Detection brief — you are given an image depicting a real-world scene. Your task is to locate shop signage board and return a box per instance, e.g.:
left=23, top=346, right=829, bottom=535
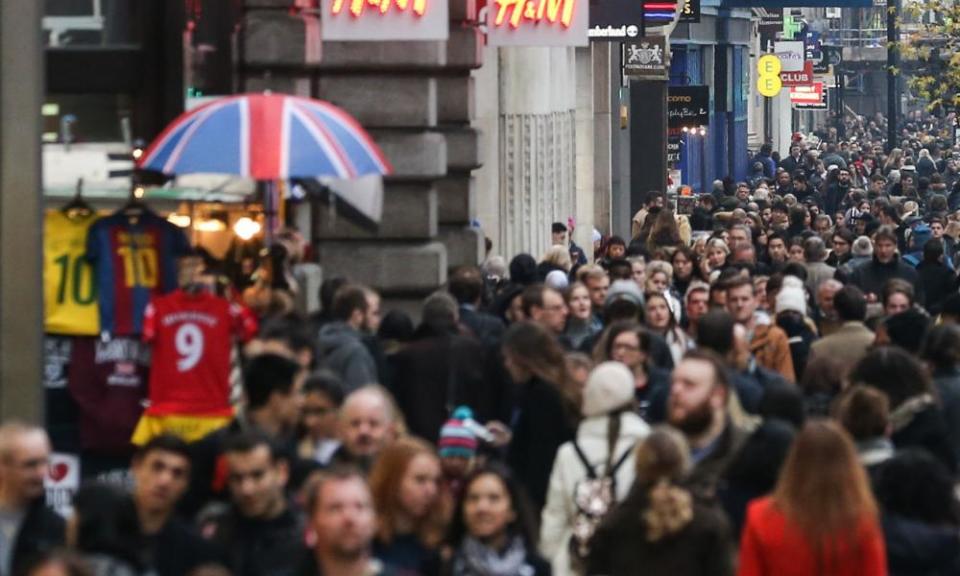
left=487, top=0, right=589, bottom=45
left=758, top=9, right=783, bottom=49
left=774, top=40, right=805, bottom=72
left=721, top=0, right=871, bottom=7
left=780, top=61, right=814, bottom=87
left=623, top=37, right=668, bottom=78
left=679, top=0, right=700, bottom=22
left=667, top=137, right=682, bottom=162
left=804, top=31, right=822, bottom=61
left=757, top=54, right=782, bottom=97
left=321, top=0, right=449, bottom=41
left=668, top=85, right=710, bottom=129
left=589, top=0, right=644, bottom=40
left=791, top=82, right=827, bottom=109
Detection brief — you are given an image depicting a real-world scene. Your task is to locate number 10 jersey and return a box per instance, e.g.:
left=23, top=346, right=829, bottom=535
left=142, top=290, right=258, bottom=417
left=44, top=210, right=100, bottom=335
left=86, top=210, right=191, bottom=336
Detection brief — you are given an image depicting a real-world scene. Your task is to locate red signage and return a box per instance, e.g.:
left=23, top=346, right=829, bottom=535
left=494, top=0, right=578, bottom=28
left=780, top=61, right=813, bottom=87
left=331, top=0, right=427, bottom=17
left=790, top=81, right=826, bottom=109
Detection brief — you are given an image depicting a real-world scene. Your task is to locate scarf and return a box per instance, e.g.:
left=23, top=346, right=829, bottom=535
left=454, top=536, right=529, bottom=576
left=890, top=393, right=936, bottom=433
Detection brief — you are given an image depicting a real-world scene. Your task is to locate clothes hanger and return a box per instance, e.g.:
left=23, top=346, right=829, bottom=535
left=61, top=178, right=94, bottom=220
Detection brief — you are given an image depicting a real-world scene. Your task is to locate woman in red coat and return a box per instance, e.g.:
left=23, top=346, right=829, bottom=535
left=738, top=420, right=886, bottom=576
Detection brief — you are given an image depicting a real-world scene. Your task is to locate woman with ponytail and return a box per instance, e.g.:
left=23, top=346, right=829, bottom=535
left=587, top=427, right=735, bottom=576
left=540, top=362, right=651, bottom=576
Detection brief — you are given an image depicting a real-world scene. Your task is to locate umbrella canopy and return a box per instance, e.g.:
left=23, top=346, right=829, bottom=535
left=137, top=93, right=392, bottom=181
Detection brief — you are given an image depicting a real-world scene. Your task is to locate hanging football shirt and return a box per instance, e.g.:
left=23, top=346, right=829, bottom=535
left=132, top=290, right=258, bottom=444
left=44, top=210, right=100, bottom=335
left=85, top=209, right=191, bottom=336
left=68, top=337, right=150, bottom=457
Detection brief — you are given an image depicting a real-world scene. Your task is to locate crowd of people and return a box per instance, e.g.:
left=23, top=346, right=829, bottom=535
left=6, top=115, right=960, bottom=576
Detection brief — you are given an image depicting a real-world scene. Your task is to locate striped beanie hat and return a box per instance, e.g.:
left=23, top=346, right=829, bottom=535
left=438, top=406, right=478, bottom=459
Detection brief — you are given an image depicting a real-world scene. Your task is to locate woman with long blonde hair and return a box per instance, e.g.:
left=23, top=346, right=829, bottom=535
left=369, top=436, right=449, bottom=575
left=587, top=427, right=734, bottom=576
left=738, top=420, right=885, bottom=576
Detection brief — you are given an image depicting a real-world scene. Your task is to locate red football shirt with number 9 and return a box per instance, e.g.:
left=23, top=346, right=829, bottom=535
left=142, top=290, right=258, bottom=417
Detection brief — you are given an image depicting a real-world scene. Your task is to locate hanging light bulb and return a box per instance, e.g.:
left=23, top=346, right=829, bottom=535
left=167, top=213, right=191, bottom=228
left=233, top=216, right=262, bottom=241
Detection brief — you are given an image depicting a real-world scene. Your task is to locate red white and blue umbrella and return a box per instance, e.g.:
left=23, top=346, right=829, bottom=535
left=138, top=93, right=392, bottom=180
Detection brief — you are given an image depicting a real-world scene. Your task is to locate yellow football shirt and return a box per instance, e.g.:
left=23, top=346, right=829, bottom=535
left=44, top=210, right=100, bottom=335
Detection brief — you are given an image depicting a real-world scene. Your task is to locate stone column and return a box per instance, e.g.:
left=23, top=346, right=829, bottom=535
left=0, top=0, right=43, bottom=421
left=498, top=46, right=578, bottom=259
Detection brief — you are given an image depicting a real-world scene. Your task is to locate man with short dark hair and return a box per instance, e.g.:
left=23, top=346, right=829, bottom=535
left=849, top=226, right=921, bottom=303
left=765, top=232, right=788, bottom=270
left=522, top=285, right=568, bottom=337
left=318, top=285, right=380, bottom=391
left=186, top=354, right=310, bottom=515
left=809, top=285, right=873, bottom=374
left=299, top=468, right=392, bottom=575
left=133, top=435, right=223, bottom=576
left=200, top=432, right=304, bottom=576
left=448, top=266, right=504, bottom=347
left=0, top=424, right=63, bottom=576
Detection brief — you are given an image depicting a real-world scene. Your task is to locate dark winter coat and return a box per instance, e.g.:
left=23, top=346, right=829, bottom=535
left=588, top=483, right=734, bottom=576
left=390, top=328, right=506, bottom=444
left=317, top=322, right=378, bottom=392
left=933, top=367, right=960, bottom=469
left=882, top=513, right=960, bottom=576
left=507, top=376, right=576, bottom=514
left=11, top=498, right=65, bottom=576
left=916, top=261, right=956, bottom=315
left=891, top=397, right=956, bottom=474
left=200, top=505, right=305, bottom=576
left=849, top=254, right=922, bottom=301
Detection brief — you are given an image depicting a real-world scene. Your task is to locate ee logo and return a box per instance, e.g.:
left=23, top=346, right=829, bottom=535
left=757, top=54, right=782, bottom=98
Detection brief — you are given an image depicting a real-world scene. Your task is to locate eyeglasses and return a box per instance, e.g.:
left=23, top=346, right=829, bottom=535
left=612, top=342, right=641, bottom=352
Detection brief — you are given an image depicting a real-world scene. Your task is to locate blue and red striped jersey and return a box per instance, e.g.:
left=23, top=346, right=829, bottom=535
left=86, top=210, right=191, bottom=336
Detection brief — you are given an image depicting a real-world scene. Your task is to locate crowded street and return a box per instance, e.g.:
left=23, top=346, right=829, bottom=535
left=0, top=0, right=958, bottom=575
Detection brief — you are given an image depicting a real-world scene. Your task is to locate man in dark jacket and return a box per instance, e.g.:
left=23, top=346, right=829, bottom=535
left=201, top=432, right=305, bottom=576
left=390, top=293, right=510, bottom=443
left=849, top=226, right=922, bottom=303
left=915, top=239, right=957, bottom=315
left=0, top=424, right=64, bottom=576
left=750, top=143, right=776, bottom=179
left=185, top=354, right=311, bottom=517
left=824, top=168, right=851, bottom=217
left=317, top=285, right=380, bottom=391
left=778, top=143, right=803, bottom=176
left=132, top=435, right=224, bottom=576
left=448, top=266, right=504, bottom=347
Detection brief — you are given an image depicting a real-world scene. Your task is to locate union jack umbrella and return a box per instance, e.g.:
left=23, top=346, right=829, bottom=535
left=137, top=93, right=391, bottom=229
left=138, top=93, right=391, bottom=180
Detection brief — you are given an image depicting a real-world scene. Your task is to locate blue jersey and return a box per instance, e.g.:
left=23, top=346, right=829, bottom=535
left=85, top=210, right=191, bottom=336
